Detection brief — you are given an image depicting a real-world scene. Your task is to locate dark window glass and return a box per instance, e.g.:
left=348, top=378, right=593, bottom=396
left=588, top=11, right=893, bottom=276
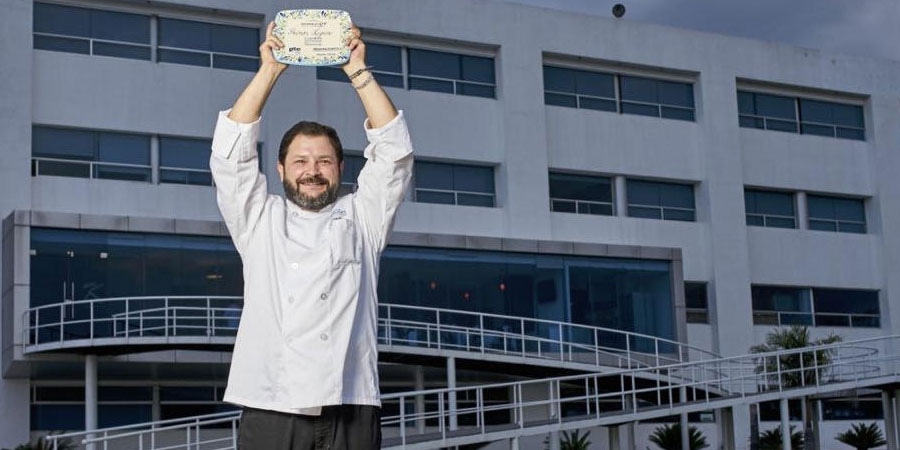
left=31, top=404, right=85, bottom=431
left=813, top=288, right=879, bottom=327
left=414, top=162, right=494, bottom=206
left=367, top=43, right=402, bottom=73
left=213, top=54, right=258, bottom=71
left=409, top=49, right=460, bottom=80
left=34, top=3, right=91, bottom=37
left=159, top=18, right=211, bottom=52
left=543, top=66, right=576, bottom=93
left=684, top=282, right=708, bottom=324
left=99, top=404, right=152, bottom=428
left=744, top=189, right=795, bottom=228
left=97, top=132, right=150, bottom=165
left=807, top=195, right=866, bottom=234
left=620, top=76, right=657, bottom=103
left=737, top=91, right=755, bottom=115
left=751, top=285, right=812, bottom=325
left=657, top=80, right=694, bottom=107
left=160, top=386, right=216, bottom=402
left=458, top=83, right=495, bottom=98
left=461, top=55, right=494, bottom=83
left=98, top=386, right=153, bottom=402
left=548, top=172, right=613, bottom=204
left=580, top=97, right=617, bottom=112
left=754, top=93, right=796, bottom=120
left=759, top=400, right=803, bottom=421
left=34, top=35, right=91, bottom=53
left=90, top=10, right=150, bottom=44
left=33, top=126, right=95, bottom=160
left=158, top=48, right=210, bottom=67
left=409, top=77, right=454, bottom=94
left=823, top=398, right=883, bottom=421
left=92, top=42, right=151, bottom=60
left=545, top=93, right=577, bottom=108
left=626, top=179, right=695, bottom=222
left=34, top=386, right=84, bottom=402
left=800, top=99, right=865, bottom=140
left=340, top=154, right=366, bottom=195
left=160, top=137, right=212, bottom=169
left=575, top=70, right=615, bottom=98
left=621, top=102, right=659, bottom=117
left=210, top=23, right=258, bottom=56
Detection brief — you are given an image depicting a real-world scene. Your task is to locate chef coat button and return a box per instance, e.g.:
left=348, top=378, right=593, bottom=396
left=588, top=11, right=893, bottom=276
left=320, top=333, right=328, bottom=341
left=320, top=293, right=328, bottom=300
left=288, top=296, right=294, bottom=304
left=291, top=262, right=299, bottom=269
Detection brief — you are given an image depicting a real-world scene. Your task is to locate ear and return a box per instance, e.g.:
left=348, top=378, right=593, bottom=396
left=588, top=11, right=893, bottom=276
left=277, top=162, right=284, bottom=183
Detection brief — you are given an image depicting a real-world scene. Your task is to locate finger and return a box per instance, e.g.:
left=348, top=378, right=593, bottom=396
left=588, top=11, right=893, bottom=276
left=271, top=36, right=284, bottom=48
left=352, top=25, right=361, bottom=39
left=266, top=21, right=275, bottom=40
left=347, top=38, right=360, bottom=51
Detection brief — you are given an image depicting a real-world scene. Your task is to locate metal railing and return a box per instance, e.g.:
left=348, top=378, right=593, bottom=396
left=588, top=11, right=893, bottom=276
left=752, top=310, right=881, bottom=328
left=47, top=335, right=900, bottom=450
left=23, top=296, right=718, bottom=367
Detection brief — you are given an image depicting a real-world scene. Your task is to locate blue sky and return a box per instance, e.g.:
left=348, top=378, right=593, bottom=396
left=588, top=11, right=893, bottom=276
left=494, top=0, right=900, bottom=62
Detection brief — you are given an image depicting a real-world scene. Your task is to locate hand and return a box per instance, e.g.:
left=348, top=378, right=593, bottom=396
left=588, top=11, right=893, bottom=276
left=260, top=21, right=288, bottom=75
left=342, top=25, right=367, bottom=75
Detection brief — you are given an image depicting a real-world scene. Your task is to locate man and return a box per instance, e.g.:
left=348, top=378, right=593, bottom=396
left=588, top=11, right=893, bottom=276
left=209, top=20, right=413, bottom=450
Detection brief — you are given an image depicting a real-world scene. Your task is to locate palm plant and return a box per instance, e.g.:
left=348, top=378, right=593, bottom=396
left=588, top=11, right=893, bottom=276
left=560, top=429, right=591, bottom=450
left=750, top=326, right=842, bottom=389
left=836, top=422, right=886, bottom=450
left=757, top=426, right=804, bottom=450
left=14, top=434, right=76, bottom=450
left=647, top=423, right=709, bottom=450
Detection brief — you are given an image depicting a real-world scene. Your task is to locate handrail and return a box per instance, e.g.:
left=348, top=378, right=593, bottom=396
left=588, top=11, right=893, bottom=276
left=47, top=335, right=900, bottom=450
left=23, top=296, right=719, bottom=368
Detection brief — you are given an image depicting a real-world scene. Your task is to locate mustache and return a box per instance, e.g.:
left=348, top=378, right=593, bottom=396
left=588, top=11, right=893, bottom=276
left=297, top=175, right=329, bottom=186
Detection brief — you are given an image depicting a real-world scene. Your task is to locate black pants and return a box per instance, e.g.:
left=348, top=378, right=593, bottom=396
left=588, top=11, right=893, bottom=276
left=238, top=405, right=382, bottom=450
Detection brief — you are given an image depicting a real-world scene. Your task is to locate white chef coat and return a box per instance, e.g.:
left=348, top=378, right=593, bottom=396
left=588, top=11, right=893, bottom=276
left=209, top=109, right=413, bottom=415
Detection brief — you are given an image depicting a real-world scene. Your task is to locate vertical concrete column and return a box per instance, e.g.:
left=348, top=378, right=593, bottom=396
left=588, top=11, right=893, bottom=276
left=780, top=398, right=792, bottom=450
left=608, top=425, right=620, bottom=450
left=414, top=365, right=426, bottom=434
left=548, top=381, right=559, bottom=450
left=447, top=357, right=457, bottom=431
left=150, top=135, right=160, bottom=185
left=680, top=387, right=689, bottom=450
left=152, top=385, right=160, bottom=422
left=882, top=391, right=898, bottom=450
left=509, top=436, right=519, bottom=450
left=718, top=407, right=736, bottom=450
left=813, top=400, right=823, bottom=450
left=85, top=355, right=98, bottom=450
left=796, top=192, right=808, bottom=230
left=614, top=176, right=627, bottom=216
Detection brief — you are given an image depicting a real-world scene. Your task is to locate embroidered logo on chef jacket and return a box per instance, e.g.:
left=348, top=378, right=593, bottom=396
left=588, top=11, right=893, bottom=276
left=328, top=202, right=361, bottom=265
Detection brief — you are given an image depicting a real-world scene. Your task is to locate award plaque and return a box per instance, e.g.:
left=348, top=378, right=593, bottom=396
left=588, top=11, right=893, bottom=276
left=273, top=9, right=354, bottom=66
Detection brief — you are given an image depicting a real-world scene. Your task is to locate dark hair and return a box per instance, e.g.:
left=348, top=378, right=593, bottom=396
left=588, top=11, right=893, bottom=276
left=278, top=121, right=343, bottom=165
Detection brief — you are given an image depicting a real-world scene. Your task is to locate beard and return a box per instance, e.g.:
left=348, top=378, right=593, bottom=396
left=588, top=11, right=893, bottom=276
left=283, top=174, right=341, bottom=211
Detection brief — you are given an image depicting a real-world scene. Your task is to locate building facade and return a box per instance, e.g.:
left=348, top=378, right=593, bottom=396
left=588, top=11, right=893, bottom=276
left=1, top=0, right=900, bottom=448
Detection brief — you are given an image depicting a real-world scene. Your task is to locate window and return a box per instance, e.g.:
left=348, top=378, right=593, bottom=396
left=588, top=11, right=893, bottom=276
left=317, top=43, right=404, bottom=88
left=807, top=195, right=866, bottom=233
left=158, top=18, right=259, bottom=71
left=32, top=126, right=151, bottom=182
left=339, top=154, right=366, bottom=195
left=33, top=2, right=151, bottom=60
left=31, top=385, right=152, bottom=431
left=414, top=161, right=495, bottom=207
left=684, top=282, right=708, bottom=324
left=32, top=2, right=259, bottom=71
left=752, top=285, right=880, bottom=328
left=543, top=65, right=695, bottom=121
left=751, top=286, right=812, bottom=326
left=548, top=172, right=613, bottom=215
left=738, top=90, right=864, bottom=141
left=822, top=396, right=883, bottom=421
left=813, top=288, right=880, bottom=327
left=318, top=44, right=496, bottom=98
left=160, top=136, right=214, bottom=186
left=759, top=399, right=802, bottom=421
left=744, top=189, right=796, bottom=229
left=626, top=179, right=695, bottom=221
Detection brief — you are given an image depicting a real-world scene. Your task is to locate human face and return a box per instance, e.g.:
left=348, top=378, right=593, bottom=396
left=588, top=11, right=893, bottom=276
left=277, top=134, right=344, bottom=211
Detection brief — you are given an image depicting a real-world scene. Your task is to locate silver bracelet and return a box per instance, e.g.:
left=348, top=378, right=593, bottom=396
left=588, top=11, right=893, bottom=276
left=352, top=74, right=374, bottom=90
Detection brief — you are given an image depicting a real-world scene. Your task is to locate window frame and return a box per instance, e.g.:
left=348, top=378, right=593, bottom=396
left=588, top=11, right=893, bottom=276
left=413, top=161, right=497, bottom=207
left=542, top=63, right=697, bottom=122
left=547, top=171, right=615, bottom=216
left=737, top=89, right=865, bottom=141
left=806, top=194, right=867, bottom=234
left=625, top=178, right=697, bottom=222
left=751, top=285, right=880, bottom=328
left=744, top=188, right=797, bottom=229
left=31, top=125, right=153, bottom=182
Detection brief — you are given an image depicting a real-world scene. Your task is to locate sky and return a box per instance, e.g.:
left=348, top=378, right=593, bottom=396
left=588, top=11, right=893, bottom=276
left=496, top=0, right=900, bottom=63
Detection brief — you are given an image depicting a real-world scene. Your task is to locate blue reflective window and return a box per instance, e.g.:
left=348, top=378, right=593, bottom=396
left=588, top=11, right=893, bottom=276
left=543, top=66, right=615, bottom=111
left=31, top=404, right=85, bottom=431
left=684, top=282, right=708, bottom=323
left=626, top=179, right=695, bottom=222
left=813, top=288, right=879, bottom=327
left=620, top=75, right=694, bottom=121
left=99, top=405, right=152, bottom=428
left=409, top=49, right=495, bottom=98
left=414, top=162, right=495, bottom=207
left=339, top=154, right=366, bottom=195
left=744, top=189, right=796, bottom=229
left=32, top=126, right=151, bottom=182
left=807, top=195, right=866, bottom=234
left=548, top=172, right=613, bottom=216
left=751, top=285, right=812, bottom=326
left=33, top=2, right=150, bottom=59
left=799, top=99, right=865, bottom=140
left=823, top=397, right=883, bottom=420
left=159, top=18, right=258, bottom=71
left=738, top=90, right=864, bottom=140
left=317, top=43, right=404, bottom=88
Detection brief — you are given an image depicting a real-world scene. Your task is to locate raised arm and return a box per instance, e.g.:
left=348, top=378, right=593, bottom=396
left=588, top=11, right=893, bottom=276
left=210, top=22, right=286, bottom=254
left=341, top=25, right=398, bottom=128
left=342, top=26, right=413, bottom=251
